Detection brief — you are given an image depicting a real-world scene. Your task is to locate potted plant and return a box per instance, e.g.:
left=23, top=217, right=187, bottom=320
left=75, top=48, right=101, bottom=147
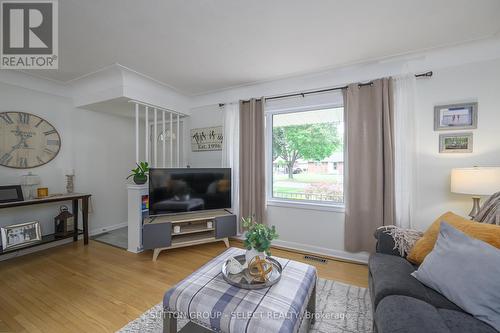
left=242, top=216, right=278, bottom=264
left=126, top=161, right=149, bottom=185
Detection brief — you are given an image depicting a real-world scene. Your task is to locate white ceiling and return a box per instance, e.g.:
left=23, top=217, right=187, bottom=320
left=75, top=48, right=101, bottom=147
left=25, top=0, right=500, bottom=95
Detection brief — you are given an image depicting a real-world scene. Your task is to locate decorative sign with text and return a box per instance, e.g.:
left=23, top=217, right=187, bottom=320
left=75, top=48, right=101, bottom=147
left=191, top=126, right=223, bottom=152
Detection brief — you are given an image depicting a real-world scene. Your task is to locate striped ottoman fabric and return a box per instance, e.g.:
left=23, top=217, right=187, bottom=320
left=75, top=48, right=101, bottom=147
left=163, top=247, right=317, bottom=333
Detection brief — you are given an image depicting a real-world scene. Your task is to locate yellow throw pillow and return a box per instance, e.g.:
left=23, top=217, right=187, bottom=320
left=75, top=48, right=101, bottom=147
left=407, top=211, right=500, bottom=265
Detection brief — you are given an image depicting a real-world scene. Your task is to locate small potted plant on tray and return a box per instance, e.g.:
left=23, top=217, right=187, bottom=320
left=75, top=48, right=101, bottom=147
left=126, top=161, right=149, bottom=185
left=242, top=216, right=278, bottom=264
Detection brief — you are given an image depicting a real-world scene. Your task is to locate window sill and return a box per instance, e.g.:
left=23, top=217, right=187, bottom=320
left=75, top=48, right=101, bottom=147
left=266, top=199, right=345, bottom=213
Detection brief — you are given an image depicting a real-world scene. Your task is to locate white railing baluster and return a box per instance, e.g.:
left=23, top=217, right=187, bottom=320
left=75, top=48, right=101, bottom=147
left=145, top=106, right=149, bottom=164
left=170, top=112, right=173, bottom=168
left=127, top=100, right=182, bottom=169
left=176, top=114, right=180, bottom=167
left=135, top=103, right=139, bottom=164
left=162, top=110, right=166, bottom=168
left=154, top=108, right=158, bottom=167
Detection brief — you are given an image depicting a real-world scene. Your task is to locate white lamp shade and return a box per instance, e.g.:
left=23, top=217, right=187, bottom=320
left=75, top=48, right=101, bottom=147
left=451, top=167, right=500, bottom=196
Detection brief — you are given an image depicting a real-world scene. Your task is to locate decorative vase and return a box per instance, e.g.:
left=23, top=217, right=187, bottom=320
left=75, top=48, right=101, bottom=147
left=245, top=248, right=266, bottom=265
left=66, top=174, right=75, bottom=194
left=133, top=175, right=147, bottom=185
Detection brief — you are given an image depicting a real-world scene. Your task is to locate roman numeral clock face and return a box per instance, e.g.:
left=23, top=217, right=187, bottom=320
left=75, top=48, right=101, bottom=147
left=0, top=112, right=61, bottom=168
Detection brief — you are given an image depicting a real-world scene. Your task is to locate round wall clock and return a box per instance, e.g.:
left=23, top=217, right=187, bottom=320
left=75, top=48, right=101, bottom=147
left=0, top=112, right=61, bottom=169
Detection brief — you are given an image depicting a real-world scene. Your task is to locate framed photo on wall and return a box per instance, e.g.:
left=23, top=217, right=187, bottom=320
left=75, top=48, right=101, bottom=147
left=439, top=132, right=473, bottom=153
left=434, top=102, right=477, bottom=131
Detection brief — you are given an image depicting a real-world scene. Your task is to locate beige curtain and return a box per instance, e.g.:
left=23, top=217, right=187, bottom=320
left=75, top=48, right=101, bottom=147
left=239, top=98, right=266, bottom=230
left=344, top=78, right=395, bottom=253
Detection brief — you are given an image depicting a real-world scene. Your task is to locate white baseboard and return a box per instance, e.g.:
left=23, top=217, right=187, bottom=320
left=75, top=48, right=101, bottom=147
left=271, top=239, right=369, bottom=264
left=89, top=222, right=128, bottom=236
left=233, top=235, right=368, bottom=264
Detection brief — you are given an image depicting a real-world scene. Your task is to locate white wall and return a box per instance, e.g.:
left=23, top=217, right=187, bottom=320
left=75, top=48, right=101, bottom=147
left=187, top=41, right=500, bottom=262
left=187, top=105, right=223, bottom=168
left=0, top=81, right=136, bottom=246
left=414, top=58, right=500, bottom=230
left=71, top=108, right=136, bottom=232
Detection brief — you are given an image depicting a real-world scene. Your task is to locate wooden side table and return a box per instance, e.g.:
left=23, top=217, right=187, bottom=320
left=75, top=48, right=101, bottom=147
left=0, top=193, right=91, bottom=255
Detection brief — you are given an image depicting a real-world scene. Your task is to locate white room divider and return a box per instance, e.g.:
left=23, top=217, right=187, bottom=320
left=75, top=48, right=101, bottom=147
left=130, top=100, right=183, bottom=168
left=127, top=100, right=184, bottom=253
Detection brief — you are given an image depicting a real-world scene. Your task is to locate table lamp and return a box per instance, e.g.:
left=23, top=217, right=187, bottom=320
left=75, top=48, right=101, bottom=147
left=451, top=167, right=500, bottom=218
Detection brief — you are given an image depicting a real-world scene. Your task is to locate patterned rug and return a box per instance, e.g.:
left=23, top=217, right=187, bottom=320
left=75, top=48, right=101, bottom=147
left=117, top=278, right=372, bottom=333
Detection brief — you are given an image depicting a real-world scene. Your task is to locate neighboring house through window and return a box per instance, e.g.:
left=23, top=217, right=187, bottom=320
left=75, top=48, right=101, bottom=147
left=267, top=105, right=345, bottom=208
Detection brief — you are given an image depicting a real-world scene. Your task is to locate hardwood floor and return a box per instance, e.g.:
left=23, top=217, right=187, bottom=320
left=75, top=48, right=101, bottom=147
left=0, top=240, right=368, bottom=333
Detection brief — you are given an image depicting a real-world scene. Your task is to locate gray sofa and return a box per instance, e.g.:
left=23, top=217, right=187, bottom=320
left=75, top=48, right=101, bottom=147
left=369, top=228, right=498, bottom=333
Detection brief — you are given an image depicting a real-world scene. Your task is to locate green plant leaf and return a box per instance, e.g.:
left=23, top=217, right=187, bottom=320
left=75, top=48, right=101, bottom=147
left=241, top=216, right=278, bottom=254
left=126, top=161, right=150, bottom=180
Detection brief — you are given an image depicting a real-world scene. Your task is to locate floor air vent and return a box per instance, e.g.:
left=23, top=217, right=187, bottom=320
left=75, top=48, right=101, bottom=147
left=304, top=255, right=328, bottom=264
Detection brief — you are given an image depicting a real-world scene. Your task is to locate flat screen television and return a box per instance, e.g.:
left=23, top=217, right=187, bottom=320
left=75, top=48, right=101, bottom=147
left=149, top=168, right=231, bottom=216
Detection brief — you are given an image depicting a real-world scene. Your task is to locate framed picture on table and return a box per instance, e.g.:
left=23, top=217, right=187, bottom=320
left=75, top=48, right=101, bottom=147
left=0, top=185, right=24, bottom=204
left=1, top=221, right=42, bottom=250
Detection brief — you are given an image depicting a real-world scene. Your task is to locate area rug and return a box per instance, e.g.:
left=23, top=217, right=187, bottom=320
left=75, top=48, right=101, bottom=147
left=117, top=278, right=372, bottom=333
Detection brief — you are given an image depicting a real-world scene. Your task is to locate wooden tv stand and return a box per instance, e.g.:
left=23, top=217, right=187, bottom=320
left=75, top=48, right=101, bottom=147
left=142, top=209, right=237, bottom=261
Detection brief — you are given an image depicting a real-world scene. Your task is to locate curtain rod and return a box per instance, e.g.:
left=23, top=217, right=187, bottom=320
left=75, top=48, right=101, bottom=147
left=265, top=71, right=432, bottom=102
left=219, top=71, right=432, bottom=106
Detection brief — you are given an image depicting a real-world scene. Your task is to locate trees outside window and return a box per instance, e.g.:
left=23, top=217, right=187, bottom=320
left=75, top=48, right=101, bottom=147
left=270, top=107, right=344, bottom=204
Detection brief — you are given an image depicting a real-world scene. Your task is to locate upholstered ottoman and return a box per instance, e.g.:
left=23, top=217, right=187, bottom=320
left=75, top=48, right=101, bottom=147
left=163, top=247, right=317, bottom=333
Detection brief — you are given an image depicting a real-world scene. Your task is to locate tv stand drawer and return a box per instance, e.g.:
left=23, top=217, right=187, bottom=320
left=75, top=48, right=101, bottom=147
left=215, top=215, right=237, bottom=239
left=142, top=222, right=172, bottom=250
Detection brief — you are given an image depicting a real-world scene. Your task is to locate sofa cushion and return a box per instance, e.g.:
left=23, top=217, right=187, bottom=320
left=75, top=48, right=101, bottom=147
left=438, top=309, right=498, bottom=333
left=375, top=296, right=498, bottom=333
left=375, top=295, right=450, bottom=333
left=369, top=253, right=460, bottom=311
left=412, top=223, right=500, bottom=332
left=407, top=211, right=500, bottom=265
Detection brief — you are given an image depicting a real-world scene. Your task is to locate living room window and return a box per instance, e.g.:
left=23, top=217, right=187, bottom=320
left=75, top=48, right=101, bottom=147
left=267, top=106, right=344, bottom=208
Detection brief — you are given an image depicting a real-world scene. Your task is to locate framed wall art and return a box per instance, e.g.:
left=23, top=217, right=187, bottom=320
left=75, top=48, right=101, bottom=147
left=439, top=132, right=473, bottom=153
left=434, top=102, right=477, bottom=131
left=191, top=126, right=223, bottom=152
